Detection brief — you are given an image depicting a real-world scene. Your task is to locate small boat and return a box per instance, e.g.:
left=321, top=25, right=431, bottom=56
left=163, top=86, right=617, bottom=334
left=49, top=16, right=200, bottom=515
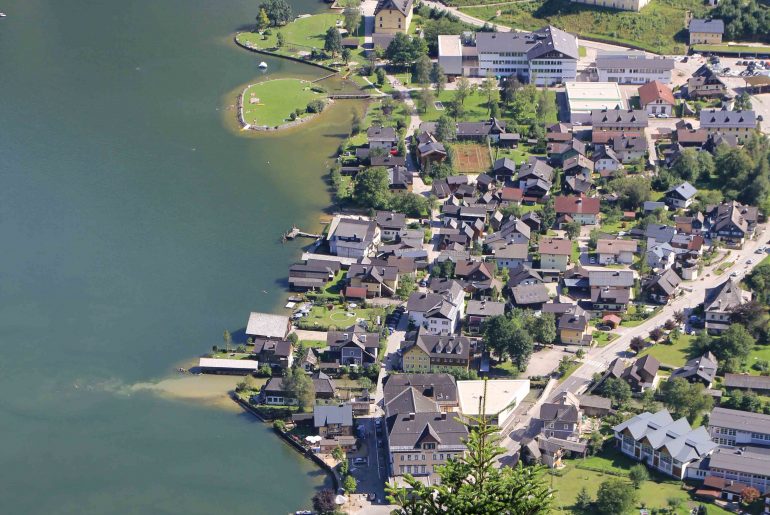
left=0, top=12, right=7, bottom=17
left=258, top=61, right=267, bottom=69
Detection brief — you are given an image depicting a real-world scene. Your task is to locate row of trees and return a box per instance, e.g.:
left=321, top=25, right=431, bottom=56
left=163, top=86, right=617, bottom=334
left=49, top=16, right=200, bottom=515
left=352, top=167, right=433, bottom=217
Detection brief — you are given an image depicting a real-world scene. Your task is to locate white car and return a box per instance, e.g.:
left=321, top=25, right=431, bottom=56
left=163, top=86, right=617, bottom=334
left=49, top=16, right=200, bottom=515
left=747, top=259, right=754, bottom=265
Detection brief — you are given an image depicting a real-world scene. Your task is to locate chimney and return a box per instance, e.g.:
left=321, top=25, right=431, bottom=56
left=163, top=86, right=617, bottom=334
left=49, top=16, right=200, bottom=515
left=408, top=412, right=415, bottom=420
left=440, top=412, right=447, bottom=420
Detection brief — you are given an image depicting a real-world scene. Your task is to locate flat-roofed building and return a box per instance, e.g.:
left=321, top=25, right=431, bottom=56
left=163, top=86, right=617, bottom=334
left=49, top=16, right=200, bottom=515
left=565, top=82, right=625, bottom=124
left=457, top=379, right=530, bottom=429
left=596, top=51, right=675, bottom=84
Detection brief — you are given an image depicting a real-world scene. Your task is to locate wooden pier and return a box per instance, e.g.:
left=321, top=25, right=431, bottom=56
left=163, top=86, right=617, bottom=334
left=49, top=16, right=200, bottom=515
left=282, top=225, right=321, bottom=242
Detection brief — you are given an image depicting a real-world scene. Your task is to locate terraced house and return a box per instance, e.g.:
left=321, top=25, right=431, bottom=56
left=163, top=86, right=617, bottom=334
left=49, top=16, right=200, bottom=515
left=400, top=330, right=471, bottom=373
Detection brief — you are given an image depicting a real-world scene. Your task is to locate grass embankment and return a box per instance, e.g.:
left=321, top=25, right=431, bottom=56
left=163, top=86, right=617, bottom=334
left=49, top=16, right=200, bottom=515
left=242, top=78, right=323, bottom=127
left=460, top=0, right=706, bottom=54
left=693, top=44, right=770, bottom=55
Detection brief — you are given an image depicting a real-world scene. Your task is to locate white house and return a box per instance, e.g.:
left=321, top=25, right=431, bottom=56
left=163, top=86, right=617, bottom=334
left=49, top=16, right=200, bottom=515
left=596, top=51, right=675, bottom=84
left=597, top=239, right=637, bottom=265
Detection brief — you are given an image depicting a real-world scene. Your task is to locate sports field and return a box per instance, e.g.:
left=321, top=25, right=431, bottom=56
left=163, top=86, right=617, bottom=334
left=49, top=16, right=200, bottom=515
left=453, top=142, right=491, bottom=173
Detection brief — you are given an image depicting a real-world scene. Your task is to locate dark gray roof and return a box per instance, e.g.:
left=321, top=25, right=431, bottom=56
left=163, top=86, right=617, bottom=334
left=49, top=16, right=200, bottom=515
left=466, top=299, right=505, bottom=317
left=591, top=108, right=648, bottom=128
left=596, top=51, right=675, bottom=72
left=670, top=352, right=718, bottom=384
left=689, top=18, right=724, bottom=34
left=700, top=109, right=756, bottom=129
left=474, top=25, right=578, bottom=60
left=367, top=124, right=398, bottom=142
left=383, top=373, right=458, bottom=405
left=667, top=181, right=697, bottom=201
left=387, top=411, right=468, bottom=450
left=511, top=283, right=549, bottom=305
left=709, top=407, right=770, bottom=434
left=589, top=270, right=635, bottom=288
left=704, top=279, right=748, bottom=312
left=724, top=374, right=770, bottom=390
left=708, top=446, right=770, bottom=477
left=375, top=210, right=407, bottom=230
left=559, top=312, right=587, bottom=331
left=645, top=268, right=681, bottom=296
left=407, top=330, right=471, bottom=361
left=374, top=0, right=414, bottom=17
left=314, top=404, right=353, bottom=428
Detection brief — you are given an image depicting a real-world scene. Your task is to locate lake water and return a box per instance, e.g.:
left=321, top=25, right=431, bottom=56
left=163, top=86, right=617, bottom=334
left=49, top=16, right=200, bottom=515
left=0, top=0, right=357, bottom=513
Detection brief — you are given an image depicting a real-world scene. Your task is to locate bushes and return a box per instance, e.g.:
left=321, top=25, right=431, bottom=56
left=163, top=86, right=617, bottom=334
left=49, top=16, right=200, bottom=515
left=306, top=99, right=326, bottom=113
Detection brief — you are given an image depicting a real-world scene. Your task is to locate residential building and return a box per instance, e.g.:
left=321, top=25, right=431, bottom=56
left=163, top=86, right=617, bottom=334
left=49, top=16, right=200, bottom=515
left=613, top=409, right=717, bottom=479
left=591, top=108, right=648, bottom=131
left=327, top=216, right=380, bottom=258
left=465, top=299, right=505, bottom=333
left=517, top=157, right=554, bottom=197
left=510, top=283, right=550, bottom=309
left=724, top=374, right=770, bottom=395
left=346, top=263, right=399, bottom=297
left=703, top=278, right=751, bottom=334
left=675, top=213, right=705, bottom=235
left=596, top=51, right=675, bottom=84
left=589, top=270, right=635, bottom=311
left=313, top=404, right=354, bottom=437
left=665, top=182, right=697, bottom=209
left=611, top=136, right=647, bottom=163
left=367, top=124, right=398, bottom=150
left=538, top=392, right=582, bottom=440
left=491, top=242, right=531, bottom=270
left=689, top=18, right=724, bottom=45
left=597, top=238, right=637, bottom=265
left=644, top=268, right=682, bottom=304
left=252, top=338, right=294, bottom=370
left=406, top=282, right=465, bottom=335
left=457, top=379, right=530, bottom=429
left=375, top=211, right=407, bottom=241
left=670, top=352, right=718, bottom=388
left=383, top=374, right=467, bottom=481
left=246, top=312, right=291, bottom=341
left=708, top=201, right=758, bottom=246
left=565, top=81, right=625, bottom=124
left=383, top=373, right=460, bottom=413
left=557, top=306, right=591, bottom=345
left=570, top=0, right=650, bottom=11
left=647, top=242, right=677, bottom=271
left=262, top=371, right=336, bottom=405
left=373, top=0, right=413, bottom=34
left=288, top=259, right=341, bottom=291
left=624, top=354, right=660, bottom=392
left=415, top=132, right=447, bottom=168
left=492, top=157, right=516, bottom=182
left=326, top=325, right=380, bottom=367
left=539, top=237, right=572, bottom=271
left=547, top=138, right=587, bottom=166
left=438, top=26, right=579, bottom=85
left=592, top=146, right=622, bottom=174
left=401, top=330, right=471, bottom=373
left=638, top=80, right=676, bottom=117
left=554, top=195, right=600, bottom=225
left=700, top=109, right=757, bottom=144
left=687, top=67, right=727, bottom=98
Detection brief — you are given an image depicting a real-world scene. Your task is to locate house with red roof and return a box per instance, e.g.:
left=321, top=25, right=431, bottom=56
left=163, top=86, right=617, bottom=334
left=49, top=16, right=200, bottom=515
left=638, top=80, right=675, bottom=117
left=554, top=195, right=600, bottom=225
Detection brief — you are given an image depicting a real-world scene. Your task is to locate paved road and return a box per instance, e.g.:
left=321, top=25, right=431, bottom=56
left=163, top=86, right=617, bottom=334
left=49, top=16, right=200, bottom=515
left=501, top=226, right=769, bottom=453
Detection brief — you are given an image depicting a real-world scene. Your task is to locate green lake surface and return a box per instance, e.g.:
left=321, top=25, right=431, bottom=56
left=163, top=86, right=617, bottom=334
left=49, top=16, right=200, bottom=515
left=0, top=0, right=359, bottom=513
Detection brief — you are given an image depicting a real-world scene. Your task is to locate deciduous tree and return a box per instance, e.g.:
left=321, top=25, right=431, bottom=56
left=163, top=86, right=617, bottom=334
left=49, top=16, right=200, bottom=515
left=260, top=0, right=292, bottom=26
left=660, top=377, right=713, bottom=420
left=353, top=167, right=390, bottom=210
left=595, top=478, right=636, bottom=515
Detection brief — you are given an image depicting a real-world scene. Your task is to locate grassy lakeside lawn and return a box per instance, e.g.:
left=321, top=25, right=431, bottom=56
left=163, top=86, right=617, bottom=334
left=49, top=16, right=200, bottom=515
left=238, top=13, right=344, bottom=52
left=459, top=0, right=705, bottom=54
left=241, top=78, right=322, bottom=127
left=693, top=43, right=770, bottom=55
left=638, top=334, right=693, bottom=367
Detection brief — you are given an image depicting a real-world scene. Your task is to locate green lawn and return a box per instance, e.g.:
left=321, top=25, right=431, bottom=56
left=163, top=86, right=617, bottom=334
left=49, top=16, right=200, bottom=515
left=593, top=331, right=618, bottom=348
left=299, top=340, right=327, bottom=348
left=693, top=43, right=770, bottom=55
left=421, top=89, right=492, bottom=122
left=638, top=334, right=693, bottom=367
left=241, top=78, right=323, bottom=127
left=492, top=144, right=545, bottom=167
left=748, top=345, right=770, bottom=374
left=461, top=0, right=704, bottom=54
left=296, top=305, right=386, bottom=331
left=571, top=240, right=580, bottom=265
left=238, top=13, right=343, bottom=52
left=552, top=449, right=733, bottom=514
